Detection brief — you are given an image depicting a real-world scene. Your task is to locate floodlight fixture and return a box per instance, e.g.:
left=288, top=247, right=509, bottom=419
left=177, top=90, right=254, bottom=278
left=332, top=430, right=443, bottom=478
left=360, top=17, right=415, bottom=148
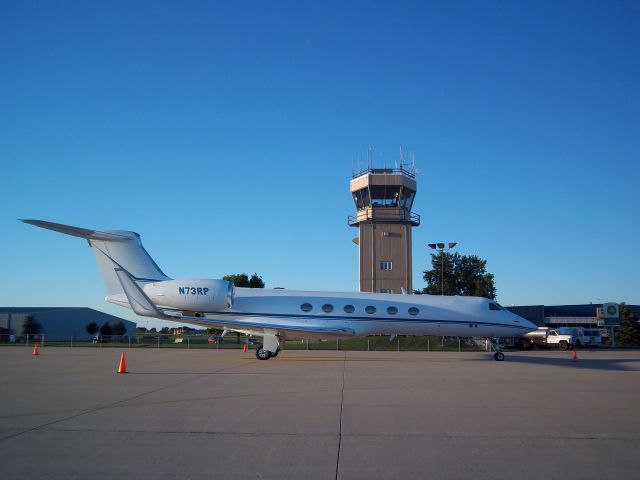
left=428, top=243, right=437, bottom=249
left=448, top=242, right=458, bottom=249
left=437, top=243, right=445, bottom=249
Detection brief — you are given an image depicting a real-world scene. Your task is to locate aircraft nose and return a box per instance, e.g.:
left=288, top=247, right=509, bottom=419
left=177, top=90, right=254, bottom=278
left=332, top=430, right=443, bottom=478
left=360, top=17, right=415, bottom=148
left=511, top=313, right=537, bottom=333
left=520, top=317, right=538, bottom=332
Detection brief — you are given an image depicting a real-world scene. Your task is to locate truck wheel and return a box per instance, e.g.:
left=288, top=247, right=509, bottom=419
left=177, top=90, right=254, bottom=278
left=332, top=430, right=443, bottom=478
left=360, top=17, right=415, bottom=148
left=559, top=341, right=568, bottom=351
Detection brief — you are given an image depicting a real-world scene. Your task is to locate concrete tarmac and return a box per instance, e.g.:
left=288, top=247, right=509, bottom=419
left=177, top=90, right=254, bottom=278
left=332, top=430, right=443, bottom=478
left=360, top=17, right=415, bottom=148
left=1, top=347, right=639, bottom=479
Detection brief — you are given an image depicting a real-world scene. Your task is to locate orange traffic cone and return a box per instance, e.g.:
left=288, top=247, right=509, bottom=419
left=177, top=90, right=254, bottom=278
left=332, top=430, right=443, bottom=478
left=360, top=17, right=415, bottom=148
left=117, top=352, right=128, bottom=374
left=32, top=344, right=40, bottom=356
left=243, top=343, right=247, bottom=353
left=572, top=350, right=577, bottom=362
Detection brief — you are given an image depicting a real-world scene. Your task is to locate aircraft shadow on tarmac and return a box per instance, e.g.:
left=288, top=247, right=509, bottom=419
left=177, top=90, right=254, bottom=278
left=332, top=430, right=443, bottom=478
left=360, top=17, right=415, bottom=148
left=502, top=354, right=640, bottom=372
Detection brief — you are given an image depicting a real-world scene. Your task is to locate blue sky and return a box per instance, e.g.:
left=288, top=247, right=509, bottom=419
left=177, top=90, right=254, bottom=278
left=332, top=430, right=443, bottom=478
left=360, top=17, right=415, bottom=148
left=1, top=1, right=639, bottom=327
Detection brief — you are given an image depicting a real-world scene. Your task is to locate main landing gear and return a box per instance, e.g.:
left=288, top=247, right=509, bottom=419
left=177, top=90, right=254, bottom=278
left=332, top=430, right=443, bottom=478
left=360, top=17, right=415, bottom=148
left=255, top=344, right=281, bottom=360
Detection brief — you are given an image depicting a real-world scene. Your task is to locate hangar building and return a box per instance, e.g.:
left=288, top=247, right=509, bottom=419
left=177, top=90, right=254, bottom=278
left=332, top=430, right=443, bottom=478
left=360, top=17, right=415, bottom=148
left=506, top=304, right=640, bottom=328
left=0, top=307, right=135, bottom=340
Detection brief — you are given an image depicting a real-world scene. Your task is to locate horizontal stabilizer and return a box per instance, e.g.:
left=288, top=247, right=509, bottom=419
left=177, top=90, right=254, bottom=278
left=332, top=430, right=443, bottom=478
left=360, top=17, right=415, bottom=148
left=21, top=219, right=133, bottom=241
left=114, top=268, right=166, bottom=318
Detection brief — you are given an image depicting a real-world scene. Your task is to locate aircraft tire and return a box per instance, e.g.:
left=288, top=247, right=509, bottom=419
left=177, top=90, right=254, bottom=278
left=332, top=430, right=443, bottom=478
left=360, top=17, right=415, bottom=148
left=255, top=345, right=272, bottom=360
left=271, top=347, right=281, bottom=358
left=494, top=352, right=505, bottom=361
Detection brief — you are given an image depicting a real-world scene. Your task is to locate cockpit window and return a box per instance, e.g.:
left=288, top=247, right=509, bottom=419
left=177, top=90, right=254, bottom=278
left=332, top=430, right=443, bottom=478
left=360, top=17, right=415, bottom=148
left=489, top=303, right=502, bottom=311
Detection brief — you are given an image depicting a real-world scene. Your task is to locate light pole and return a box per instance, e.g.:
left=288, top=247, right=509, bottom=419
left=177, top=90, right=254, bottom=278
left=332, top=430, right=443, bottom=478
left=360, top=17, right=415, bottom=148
left=428, top=242, right=458, bottom=295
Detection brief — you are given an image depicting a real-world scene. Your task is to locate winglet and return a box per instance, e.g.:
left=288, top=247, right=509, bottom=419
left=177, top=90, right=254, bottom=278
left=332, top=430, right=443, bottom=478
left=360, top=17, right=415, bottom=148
left=114, top=268, right=166, bottom=318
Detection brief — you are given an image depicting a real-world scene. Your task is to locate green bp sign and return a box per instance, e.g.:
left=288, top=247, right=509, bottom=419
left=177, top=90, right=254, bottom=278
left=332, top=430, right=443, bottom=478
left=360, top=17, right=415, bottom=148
left=603, top=302, right=620, bottom=326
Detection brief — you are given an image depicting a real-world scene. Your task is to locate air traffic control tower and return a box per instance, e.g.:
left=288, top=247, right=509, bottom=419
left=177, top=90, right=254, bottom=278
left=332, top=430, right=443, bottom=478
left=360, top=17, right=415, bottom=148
left=349, top=166, right=420, bottom=294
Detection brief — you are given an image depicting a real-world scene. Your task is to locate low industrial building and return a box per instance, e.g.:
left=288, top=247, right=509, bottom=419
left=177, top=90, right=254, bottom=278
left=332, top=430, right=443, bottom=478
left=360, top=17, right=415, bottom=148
left=0, top=307, right=135, bottom=340
left=506, top=304, right=640, bottom=328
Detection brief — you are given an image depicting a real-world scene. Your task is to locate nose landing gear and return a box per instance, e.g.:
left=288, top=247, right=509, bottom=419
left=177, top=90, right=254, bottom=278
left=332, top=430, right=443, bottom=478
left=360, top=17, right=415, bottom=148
left=490, top=338, right=505, bottom=361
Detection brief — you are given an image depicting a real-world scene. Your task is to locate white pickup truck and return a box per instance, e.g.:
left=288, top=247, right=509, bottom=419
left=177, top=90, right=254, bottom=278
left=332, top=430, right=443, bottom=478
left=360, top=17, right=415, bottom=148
left=519, top=327, right=575, bottom=350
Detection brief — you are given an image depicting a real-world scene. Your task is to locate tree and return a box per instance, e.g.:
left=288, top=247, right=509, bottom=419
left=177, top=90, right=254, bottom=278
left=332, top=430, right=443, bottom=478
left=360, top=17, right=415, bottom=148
left=85, top=321, right=99, bottom=336
left=616, top=304, right=640, bottom=346
left=248, top=273, right=265, bottom=288
left=160, top=327, right=170, bottom=334
left=99, top=321, right=113, bottom=337
left=223, top=273, right=265, bottom=288
left=112, top=320, right=127, bottom=336
left=420, top=252, right=497, bottom=299
left=21, top=315, right=42, bottom=337
left=223, top=273, right=249, bottom=287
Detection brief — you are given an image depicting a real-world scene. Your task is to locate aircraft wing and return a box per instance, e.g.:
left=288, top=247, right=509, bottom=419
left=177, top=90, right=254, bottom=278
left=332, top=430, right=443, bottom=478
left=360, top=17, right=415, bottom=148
left=166, top=313, right=356, bottom=339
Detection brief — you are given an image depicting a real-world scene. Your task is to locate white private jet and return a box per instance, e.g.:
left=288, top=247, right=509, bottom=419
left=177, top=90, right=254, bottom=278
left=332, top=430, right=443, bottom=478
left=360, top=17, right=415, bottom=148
left=22, top=219, right=537, bottom=361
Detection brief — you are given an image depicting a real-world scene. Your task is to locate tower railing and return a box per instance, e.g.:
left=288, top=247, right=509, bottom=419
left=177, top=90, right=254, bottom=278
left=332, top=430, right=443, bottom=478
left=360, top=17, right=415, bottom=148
left=348, top=209, right=420, bottom=226
left=351, top=167, right=415, bottom=179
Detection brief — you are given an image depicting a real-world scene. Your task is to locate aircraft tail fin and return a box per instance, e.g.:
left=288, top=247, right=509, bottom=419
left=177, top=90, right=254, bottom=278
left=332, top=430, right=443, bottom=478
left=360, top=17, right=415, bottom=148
left=21, top=219, right=170, bottom=297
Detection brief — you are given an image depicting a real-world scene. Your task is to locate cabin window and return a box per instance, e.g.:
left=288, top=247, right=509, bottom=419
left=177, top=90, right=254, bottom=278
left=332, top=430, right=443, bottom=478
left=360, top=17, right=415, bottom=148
left=343, top=305, right=355, bottom=313
left=408, top=307, right=419, bottom=316
left=300, top=303, right=313, bottom=312
left=365, top=305, right=376, bottom=314
left=322, top=304, right=334, bottom=313
left=489, top=303, right=501, bottom=311
left=387, top=306, right=398, bottom=315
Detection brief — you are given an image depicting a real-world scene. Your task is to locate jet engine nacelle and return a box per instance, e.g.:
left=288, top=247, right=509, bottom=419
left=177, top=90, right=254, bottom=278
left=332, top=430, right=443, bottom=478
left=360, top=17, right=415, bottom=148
left=143, top=279, right=233, bottom=311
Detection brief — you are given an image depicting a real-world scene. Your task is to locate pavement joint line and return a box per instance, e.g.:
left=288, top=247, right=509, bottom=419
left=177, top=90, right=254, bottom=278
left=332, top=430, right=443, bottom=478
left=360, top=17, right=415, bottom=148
left=335, top=351, right=346, bottom=480
left=0, top=359, right=259, bottom=444
left=3, top=425, right=640, bottom=442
